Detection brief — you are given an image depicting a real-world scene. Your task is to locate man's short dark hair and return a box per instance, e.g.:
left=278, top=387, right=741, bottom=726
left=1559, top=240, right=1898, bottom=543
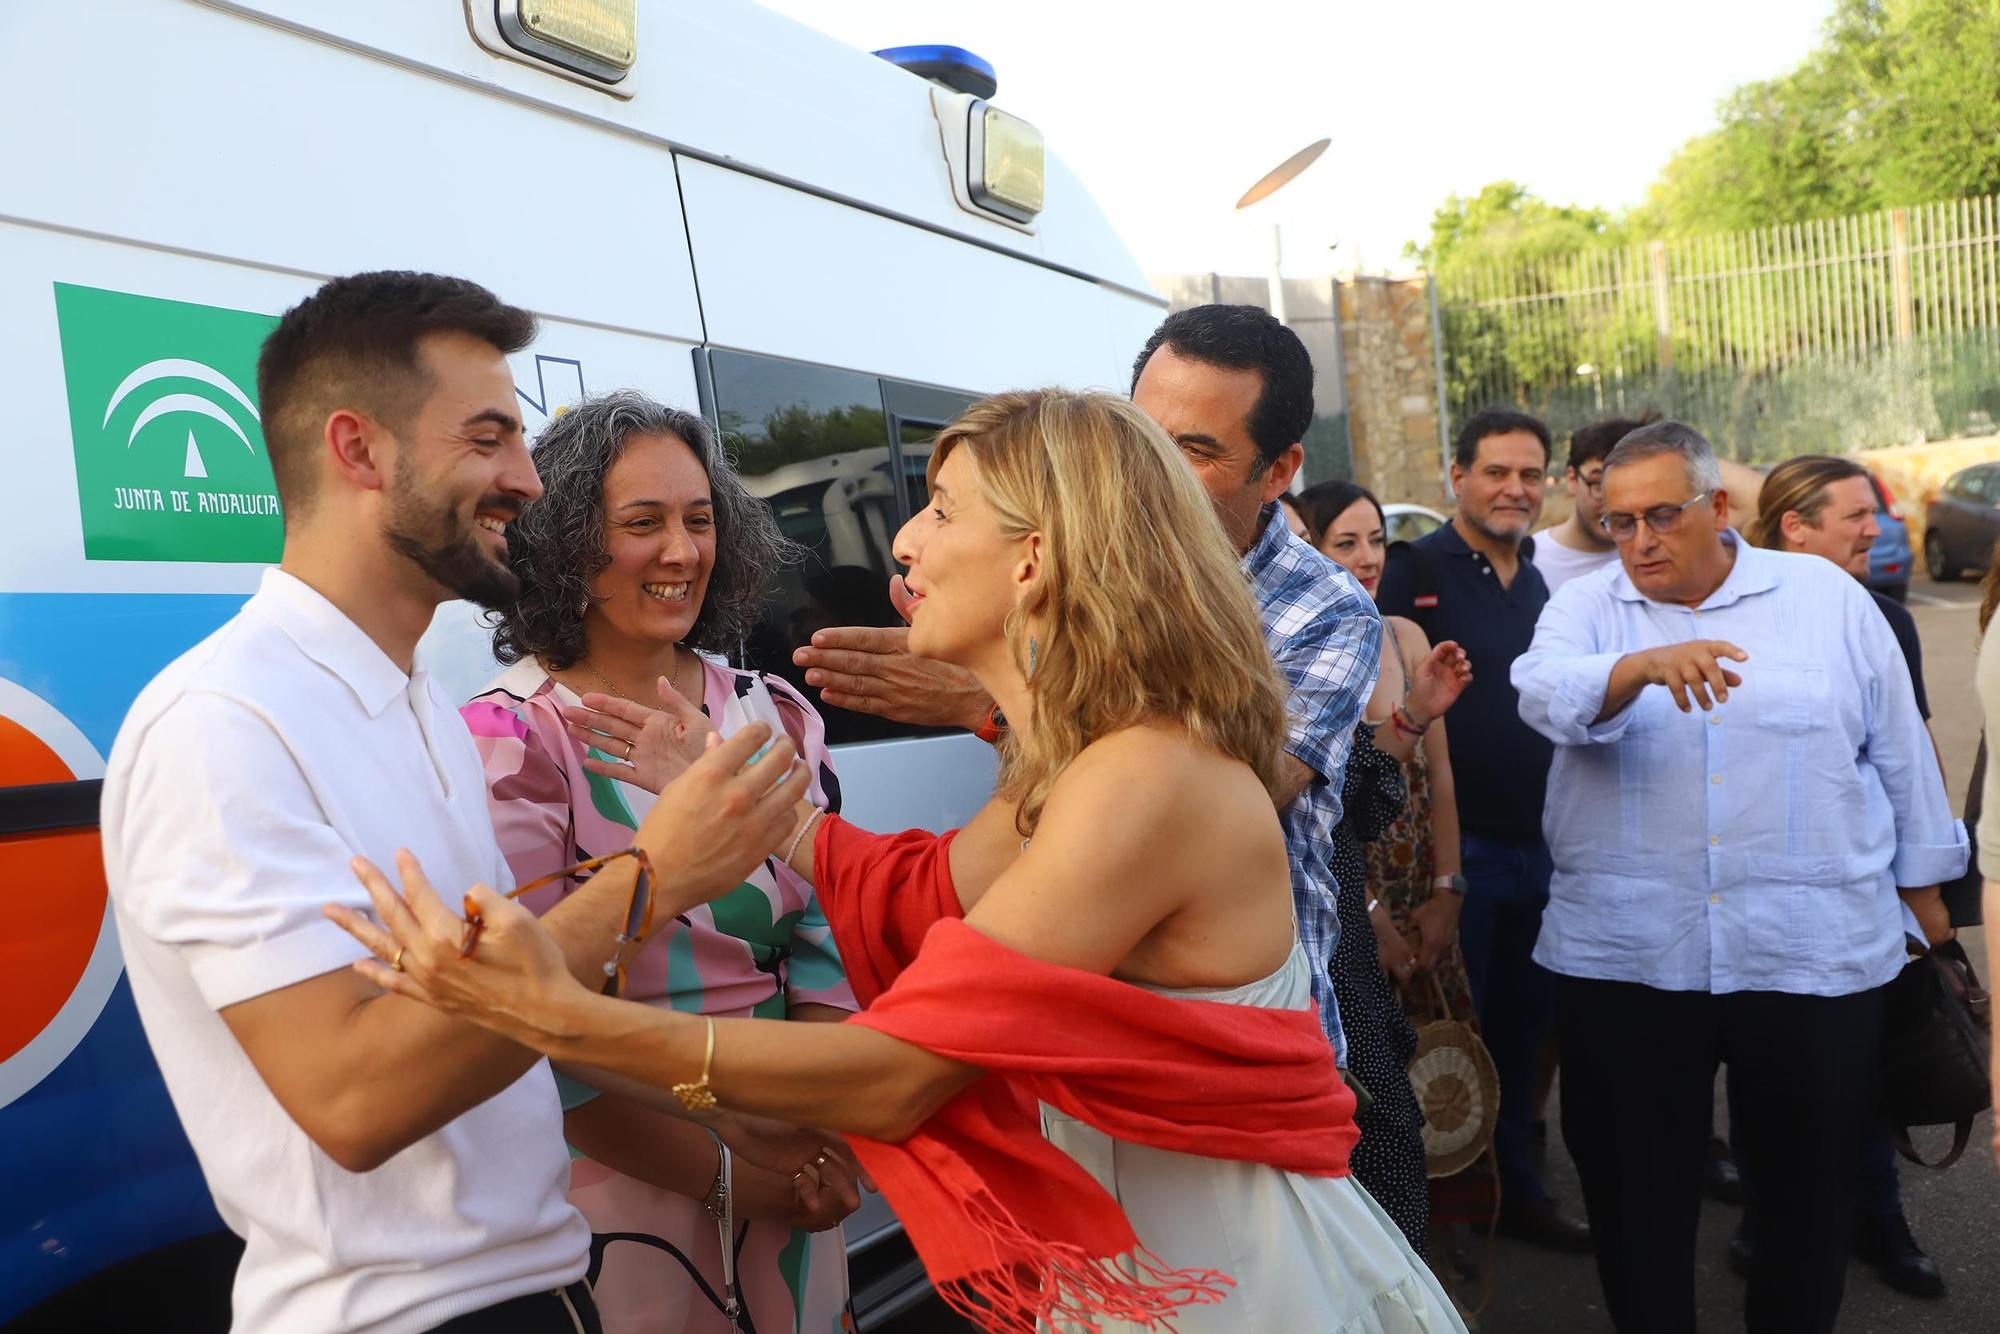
left=256, top=271, right=536, bottom=517
left=1453, top=408, right=1552, bottom=470
left=1130, top=304, right=1314, bottom=472
left=1567, top=410, right=1661, bottom=474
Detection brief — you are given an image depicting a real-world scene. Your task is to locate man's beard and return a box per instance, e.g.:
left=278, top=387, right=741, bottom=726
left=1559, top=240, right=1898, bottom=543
left=383, top=472, right=521, bottom=610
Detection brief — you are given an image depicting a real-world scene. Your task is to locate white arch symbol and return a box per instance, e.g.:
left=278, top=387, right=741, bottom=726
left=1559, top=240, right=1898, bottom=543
left=102, top=358, right=260, bottom=452
left=124, top=393, right=253, bottom=451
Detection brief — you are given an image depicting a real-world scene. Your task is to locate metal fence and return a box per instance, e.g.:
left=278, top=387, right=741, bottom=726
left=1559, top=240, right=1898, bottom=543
left=1438, top=196, right=2000, bottom=461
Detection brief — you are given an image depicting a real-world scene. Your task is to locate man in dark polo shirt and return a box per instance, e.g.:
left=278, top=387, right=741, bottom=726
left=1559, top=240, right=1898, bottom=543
left=1378, top=407, right=1590, bottom=1251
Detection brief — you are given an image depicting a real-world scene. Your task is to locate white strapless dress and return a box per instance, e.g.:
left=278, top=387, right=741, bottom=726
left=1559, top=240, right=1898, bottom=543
left=1039, top=939, right=1468, bottom=1333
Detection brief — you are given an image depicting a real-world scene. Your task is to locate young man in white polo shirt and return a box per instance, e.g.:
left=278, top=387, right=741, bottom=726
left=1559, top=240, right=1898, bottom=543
left=100, top=272, right=807, bottom=1334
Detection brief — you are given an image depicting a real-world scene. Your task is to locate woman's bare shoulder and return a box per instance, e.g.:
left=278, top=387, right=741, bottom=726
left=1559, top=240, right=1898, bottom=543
left=1049, top=723, right=1268, bottom=833
left=1387, top=613, right=1433, bottom=657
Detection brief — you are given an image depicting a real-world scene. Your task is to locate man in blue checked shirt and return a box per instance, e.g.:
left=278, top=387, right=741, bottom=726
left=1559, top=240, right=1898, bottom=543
left=1514, top=420, right=1966, bottom=1334
left=1130, top=306, right=1381, bottom=1073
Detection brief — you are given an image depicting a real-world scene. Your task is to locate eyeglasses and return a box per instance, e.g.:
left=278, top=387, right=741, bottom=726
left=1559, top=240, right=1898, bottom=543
left=1599, top=492, right=1711, bottom=543
left=1577, top=471, right=1606, bottom=495
left=459, top=846, right=654, bottom=998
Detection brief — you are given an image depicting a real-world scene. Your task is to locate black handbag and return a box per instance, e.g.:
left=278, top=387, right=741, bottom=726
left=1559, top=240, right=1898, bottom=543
left=1880, top=937, right=1992, bottom=1168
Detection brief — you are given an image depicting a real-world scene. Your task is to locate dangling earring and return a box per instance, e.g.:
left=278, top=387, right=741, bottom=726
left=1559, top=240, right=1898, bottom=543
left=1028, top=634, right=1040, bottom=680
left=577, top=593, right=590, bottom=616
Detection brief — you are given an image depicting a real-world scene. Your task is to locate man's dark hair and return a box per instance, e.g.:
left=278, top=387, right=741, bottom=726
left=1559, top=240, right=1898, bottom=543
left=1567, top=410, right=1661, bottom=474
left=256, top=271, right=536, bottom=517
left=1130, top=304, right=1314, bottom=473
left=1452, top=408, right=1552, bottom=470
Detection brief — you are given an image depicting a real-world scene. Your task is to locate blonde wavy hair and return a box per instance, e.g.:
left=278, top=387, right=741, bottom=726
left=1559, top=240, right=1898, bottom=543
left=928, top=389, right=1288, bottom=835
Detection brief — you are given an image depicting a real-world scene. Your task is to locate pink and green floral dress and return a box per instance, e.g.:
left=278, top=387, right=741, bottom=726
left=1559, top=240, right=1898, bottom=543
left=463, top=657, right=855, bottom=1334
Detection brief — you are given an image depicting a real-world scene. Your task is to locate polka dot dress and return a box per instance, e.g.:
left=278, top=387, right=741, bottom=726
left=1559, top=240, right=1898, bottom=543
left=1329, top=723, right=1432, bottom=1261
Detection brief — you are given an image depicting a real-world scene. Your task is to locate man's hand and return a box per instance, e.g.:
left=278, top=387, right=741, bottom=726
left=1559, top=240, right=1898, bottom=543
left=1900, top=885, right=1954, bottom=947
left=636, top=726, right=810, bottom=910
left=793, top=626, right=991, bottom=730
left=1406, top=640, right=1473, bottom=726
left=1631, top=640, right=1749, bottom=713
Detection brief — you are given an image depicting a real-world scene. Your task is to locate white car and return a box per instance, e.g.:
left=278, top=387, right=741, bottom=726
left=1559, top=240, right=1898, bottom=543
left=1383, top=502, right=1450, bottom=545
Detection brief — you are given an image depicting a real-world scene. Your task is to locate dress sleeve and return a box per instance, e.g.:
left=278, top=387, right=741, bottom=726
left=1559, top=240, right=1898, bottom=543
left=460, top=693, right=576, bottom=913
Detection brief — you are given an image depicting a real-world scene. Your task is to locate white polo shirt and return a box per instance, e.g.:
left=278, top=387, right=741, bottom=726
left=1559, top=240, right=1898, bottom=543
left=101, top=569, right=587, bottom=1334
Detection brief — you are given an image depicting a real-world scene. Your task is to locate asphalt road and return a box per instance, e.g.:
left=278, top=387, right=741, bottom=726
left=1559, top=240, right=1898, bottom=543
left=1478, top=570, right=1998, bottom=1334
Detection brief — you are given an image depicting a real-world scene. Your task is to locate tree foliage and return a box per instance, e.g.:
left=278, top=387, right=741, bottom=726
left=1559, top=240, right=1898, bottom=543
left=1410, top=0, right=2000, bottom=263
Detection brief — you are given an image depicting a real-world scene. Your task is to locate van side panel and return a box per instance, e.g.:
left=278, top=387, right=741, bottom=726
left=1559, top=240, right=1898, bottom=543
left=677, top=159, right=1161, bottom=390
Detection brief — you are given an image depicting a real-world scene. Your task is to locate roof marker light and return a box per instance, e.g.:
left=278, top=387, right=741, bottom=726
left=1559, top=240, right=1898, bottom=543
left=873, top=45, right=998, bottom=100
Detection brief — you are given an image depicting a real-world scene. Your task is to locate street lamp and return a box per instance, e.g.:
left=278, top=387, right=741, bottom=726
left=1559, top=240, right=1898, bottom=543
left=1234, top=137, right=1330, bottom=325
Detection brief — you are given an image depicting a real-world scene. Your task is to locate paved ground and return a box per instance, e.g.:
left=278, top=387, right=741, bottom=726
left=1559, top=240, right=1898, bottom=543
left=884, top=572, right=2000, bottom=1334
left=1479, top=570, right=1998, bottom=1334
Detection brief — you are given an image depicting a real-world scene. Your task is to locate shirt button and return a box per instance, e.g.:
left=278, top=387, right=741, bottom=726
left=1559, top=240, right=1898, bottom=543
left=1709, top=715, right=1721, bottom=726
left=1709, top=836, right=1719, bottom=846
left=1710, top=893, right=1720, bottom=904
left=1711, top=774, right=1722, bottom=784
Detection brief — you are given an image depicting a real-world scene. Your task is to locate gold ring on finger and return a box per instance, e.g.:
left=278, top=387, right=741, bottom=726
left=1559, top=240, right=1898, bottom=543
left=393, top=946, right=407, bottom=973
left=623, top=739, right=634, bottom=760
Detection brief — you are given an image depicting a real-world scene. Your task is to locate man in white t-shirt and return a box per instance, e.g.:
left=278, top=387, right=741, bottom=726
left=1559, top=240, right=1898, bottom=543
left=1532, top=414, right=1644, bottom=595
left=100, top=272, right=806, bottom=1334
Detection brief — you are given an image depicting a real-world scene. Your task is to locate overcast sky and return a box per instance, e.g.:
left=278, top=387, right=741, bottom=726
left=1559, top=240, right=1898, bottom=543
left=763, top=0, right=1834, bottom=279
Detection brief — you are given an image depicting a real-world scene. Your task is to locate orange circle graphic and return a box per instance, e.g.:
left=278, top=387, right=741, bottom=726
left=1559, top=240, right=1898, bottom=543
left=0, top=715, right=107, bottom=1065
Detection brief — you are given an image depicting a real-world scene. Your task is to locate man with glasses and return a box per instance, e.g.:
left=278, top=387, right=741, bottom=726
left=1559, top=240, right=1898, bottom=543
left=1534, top=413, right=1655, bottom=594
left=1514, top=420, right=1965, bottom=1334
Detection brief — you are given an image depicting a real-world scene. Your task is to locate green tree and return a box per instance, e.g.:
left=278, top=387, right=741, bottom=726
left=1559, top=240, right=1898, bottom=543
left=1405, top=181, right=1622, bottom=274
left=1637, top=0, right=2000, bottom=236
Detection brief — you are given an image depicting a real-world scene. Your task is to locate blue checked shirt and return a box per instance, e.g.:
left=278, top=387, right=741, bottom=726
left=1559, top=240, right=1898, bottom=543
left=1514, top=536, right=1967, bottom=996
left=1242, top=505, right=1383, bottom=1064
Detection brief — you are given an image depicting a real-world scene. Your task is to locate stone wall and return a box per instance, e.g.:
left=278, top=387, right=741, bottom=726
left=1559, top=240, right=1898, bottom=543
left=1338, top=276, right=1448, bottom=507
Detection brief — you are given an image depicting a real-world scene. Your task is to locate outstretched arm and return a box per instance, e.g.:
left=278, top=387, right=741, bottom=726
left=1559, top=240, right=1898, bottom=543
left=332, top=728, right=1226, bottom=1143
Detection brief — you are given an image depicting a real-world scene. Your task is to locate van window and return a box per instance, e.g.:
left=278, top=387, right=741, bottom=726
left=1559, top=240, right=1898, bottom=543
left=704, top=350, right=974, bottom=744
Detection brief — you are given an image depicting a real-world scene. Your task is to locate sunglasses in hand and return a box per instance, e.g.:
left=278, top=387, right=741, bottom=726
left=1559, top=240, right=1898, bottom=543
left=458, top=847, right=656, bottom=998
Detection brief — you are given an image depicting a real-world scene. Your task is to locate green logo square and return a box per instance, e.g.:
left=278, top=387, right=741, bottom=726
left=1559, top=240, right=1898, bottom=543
left=55, top=283, right=283, bottom=563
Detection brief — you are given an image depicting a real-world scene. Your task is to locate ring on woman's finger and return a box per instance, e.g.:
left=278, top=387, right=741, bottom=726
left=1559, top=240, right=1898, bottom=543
left=393, top=946, right=406, bottom=973
left=622, top=739, right=634, bottom=760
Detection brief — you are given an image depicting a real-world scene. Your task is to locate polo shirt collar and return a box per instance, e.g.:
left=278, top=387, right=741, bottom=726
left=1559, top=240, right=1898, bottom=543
left=1242, top=502, right=1287, bottom=577
left=1434, top=520, right=1536, bottom=562
left=252, top=568, right=413, bottom=718
left=1607, top=528, right=1778, bottom=609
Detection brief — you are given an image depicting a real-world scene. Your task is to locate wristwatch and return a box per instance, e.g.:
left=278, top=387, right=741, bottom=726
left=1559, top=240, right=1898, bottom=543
left=1433, top=873, right=1468, bottom=896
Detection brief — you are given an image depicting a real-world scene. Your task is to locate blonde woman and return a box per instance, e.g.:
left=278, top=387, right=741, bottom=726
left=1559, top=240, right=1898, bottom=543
left=329, top=390, right=1465, bottom=1333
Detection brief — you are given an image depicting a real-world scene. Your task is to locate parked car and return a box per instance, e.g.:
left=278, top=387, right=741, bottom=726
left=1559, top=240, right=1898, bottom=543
left=1864, top=471, right=1913, bottom=602
left=1924, top=461, right=2000, bottom=580
left=1384, top=502, right=1449, bottom=545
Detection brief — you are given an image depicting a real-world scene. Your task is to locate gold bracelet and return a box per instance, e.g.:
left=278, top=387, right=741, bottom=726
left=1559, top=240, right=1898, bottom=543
left=673, top=1015, right=718, bottom=1111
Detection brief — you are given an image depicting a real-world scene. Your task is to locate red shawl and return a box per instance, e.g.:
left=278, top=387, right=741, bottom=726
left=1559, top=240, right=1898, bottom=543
left=812, top=815, right=1358, bottom=1331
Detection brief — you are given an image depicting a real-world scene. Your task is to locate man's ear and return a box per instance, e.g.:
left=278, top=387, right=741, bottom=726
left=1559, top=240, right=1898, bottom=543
left=325, top=409, right=392, bottom=494
left=1258, top=443, right=1306, bottom=504
left=1713, top=487, right=1734, bottom=532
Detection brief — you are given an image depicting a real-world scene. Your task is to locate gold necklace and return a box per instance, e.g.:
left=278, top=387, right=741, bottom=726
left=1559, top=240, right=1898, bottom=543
left=579, top=650, right=696, bottom=706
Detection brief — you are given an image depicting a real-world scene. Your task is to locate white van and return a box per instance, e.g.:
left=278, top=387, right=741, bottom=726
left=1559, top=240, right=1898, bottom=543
left=0, top=3, right=1164, bottom=1326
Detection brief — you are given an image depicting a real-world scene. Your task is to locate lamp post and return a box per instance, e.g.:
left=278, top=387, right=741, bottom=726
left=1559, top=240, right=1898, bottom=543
left=1234, top=137, right=1330, bottom=326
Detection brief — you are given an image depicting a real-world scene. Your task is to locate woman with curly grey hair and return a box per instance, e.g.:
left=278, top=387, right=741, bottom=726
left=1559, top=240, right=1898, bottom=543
left=460, top=391, right=857, bottom=1334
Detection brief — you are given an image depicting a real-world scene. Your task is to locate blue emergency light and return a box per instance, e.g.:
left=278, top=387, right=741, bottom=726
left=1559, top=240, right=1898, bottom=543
left=872, top=45, right=998, bottom=100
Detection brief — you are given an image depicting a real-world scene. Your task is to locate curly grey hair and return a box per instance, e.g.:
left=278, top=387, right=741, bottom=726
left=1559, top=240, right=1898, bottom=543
left=490, top=390, right=795, bottom=669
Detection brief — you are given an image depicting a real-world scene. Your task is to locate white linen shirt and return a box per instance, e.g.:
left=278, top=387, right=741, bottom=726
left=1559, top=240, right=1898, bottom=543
left=100, top=569, right=586, bottom=1334
left=1512, top=538, right=1966, bottom=997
